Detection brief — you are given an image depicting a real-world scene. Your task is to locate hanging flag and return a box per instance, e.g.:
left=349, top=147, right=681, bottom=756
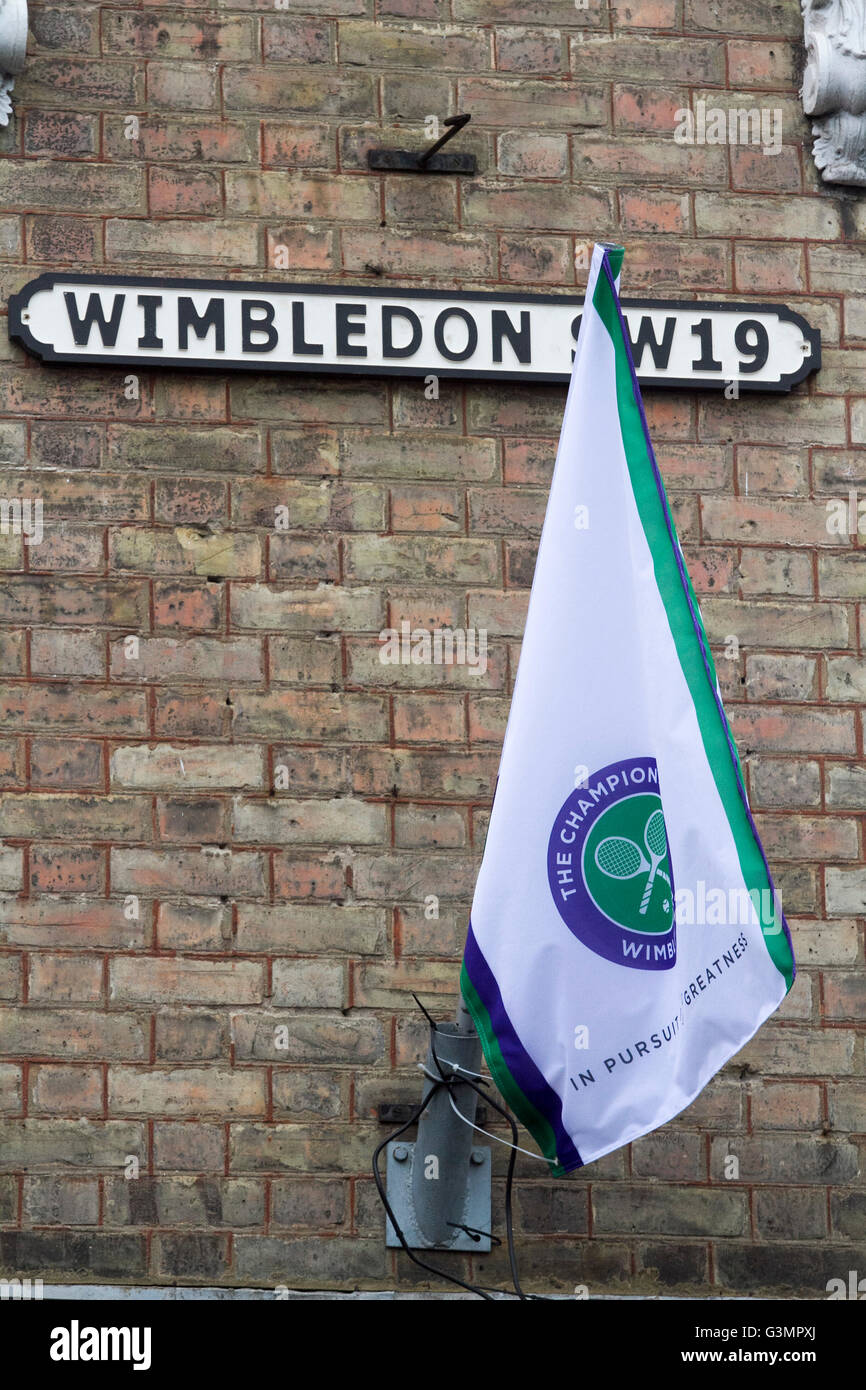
left=460, top=244, right=795, bottom=1174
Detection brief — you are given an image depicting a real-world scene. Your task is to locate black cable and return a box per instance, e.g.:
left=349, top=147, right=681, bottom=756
left=445, top=1070, right=550, bottom=1301
left=372, top=999, right=549, bottom=1301
left=372, top=1080, right=496, bottom=1300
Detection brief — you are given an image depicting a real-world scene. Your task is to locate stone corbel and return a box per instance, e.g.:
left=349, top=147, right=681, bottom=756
left=0, top=0, right=27, bottom=127
left=802, top=0, right=866, bottom=185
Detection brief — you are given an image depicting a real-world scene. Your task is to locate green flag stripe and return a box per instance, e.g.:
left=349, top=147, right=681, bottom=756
left=592, top=257, right=795, bottom=992
left=459, top=961, right=567, bottom=1175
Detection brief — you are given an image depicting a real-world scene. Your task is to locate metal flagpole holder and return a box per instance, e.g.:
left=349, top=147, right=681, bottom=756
left=385, top=997, right=492, bottom=1252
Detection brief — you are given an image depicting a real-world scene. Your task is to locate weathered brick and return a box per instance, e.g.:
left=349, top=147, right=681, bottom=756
left=0, top=1229, right=146, bottom=1278
left=0, top=579, right=148, bottom=628
left=110, top=957, right=264, bottom=1006
left=702, top=598, right=850, bottom=650
left=271, top=1074, right=346, bottom=1122
left=106, top=1174, right=262, bottom=1228
left=0, top=793, right=148, bottom=839
left=227, top=170, right=377, bottom=223
left=29, top=956, right=103, bottom=1004
left=231, top=1013, right=384, bottom=1065
left=104, top=12, right=256, bottom=60
left=236, top=905, right=384, bottom=956
left=153, top=1122, right=224, bottom=1172
left=230, top=583, right=382, bottom=632
left=111, top=743, right=264, bottom=790
left=0, top=1064, right=21, bottom=1114
left=23, top=1176, right=100, bottom=1226
left=0, top=1010, right=146, bottom=1061
left=148, top=168, right=223, bottom=216
left=731, top=1026, right=856, bottom=1075
left=0, top=161, right=143, bottom=213
left=0, top=897, right=147, bottom=950
left=826, top=868, right=866, bottom=917
left=107, top=425, right=262, bottom=474
left=826, top=658, right=866, bottom=703
left=271, top=959, right=346, bottom=1009
left=111, top=848, right=267, bottom=898
left=270, top=1178, right=346, bottom=1227
left=29, top=1066, right=104, bottom=1117
left=231, top=690, right=387, bottom=742
left=702, top=498, right=843, bottom=547
left=233, top=1233, right=384, bottom=1282
left=232, top=796, right=385, bottom=846
left=26, top=215, right=99, bottom=262
left=107, top=218, right=259, bottom=266
left=110, top=527, right=262, bottom=577
left=750, top=757, right=821, bottom=809
left=109, top=1066, right=266, bottom=1117
left=712, top=1135, right=859, bottom=1183
left=463, top=180, right=612, bottom=232
left=594, top=1185, right=748, bottom=1237
left=342, top=225, right=495, bottom=277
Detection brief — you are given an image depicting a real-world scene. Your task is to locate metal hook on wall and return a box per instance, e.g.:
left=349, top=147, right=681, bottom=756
left=367, top=113, right=476, bottom=175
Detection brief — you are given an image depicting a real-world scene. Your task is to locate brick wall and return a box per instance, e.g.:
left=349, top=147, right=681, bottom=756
left=0, top=0, right=863, bottom=1296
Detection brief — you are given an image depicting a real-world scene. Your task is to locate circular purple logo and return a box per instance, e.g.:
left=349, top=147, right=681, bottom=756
left=548, top=756, right=677, bottom=971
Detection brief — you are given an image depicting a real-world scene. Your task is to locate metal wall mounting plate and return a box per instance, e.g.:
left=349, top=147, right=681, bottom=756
left=384, top=1141, right=492, bottom=1253
left=367, top=149, right=477, bottom=174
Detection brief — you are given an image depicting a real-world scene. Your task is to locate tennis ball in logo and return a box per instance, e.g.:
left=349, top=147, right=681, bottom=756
left=583, top=794, right=673, bottom=934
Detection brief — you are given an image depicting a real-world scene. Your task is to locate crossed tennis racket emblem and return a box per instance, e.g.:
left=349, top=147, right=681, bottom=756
left=594, top=808, right=671, bottom=916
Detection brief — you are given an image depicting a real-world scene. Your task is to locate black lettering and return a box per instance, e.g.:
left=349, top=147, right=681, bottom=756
left=627, top=314, right=676, bottom=370
left=570, top=313, right=582, bottom=363
left=382, top=305, right=422, bottom=359
left=336, top=302, right=367, bottom=357
left=691, top=317, right=723, bottom=372
left=178, top=296, right=225, bottom=352
left=137, top=295, right=163, bottom=350
left=291, top=302, right=323, bottom=356
left=635, top=1040, right=649, bottom=1057
left=64, top=291, right=125, bottom=348
left=735, top=319, right=769, bottom=374
left=242, top=299, right=278, bottom=353
left=491, top=308, right=531, bottom=364
left=434, top=307, right=478, bottom=362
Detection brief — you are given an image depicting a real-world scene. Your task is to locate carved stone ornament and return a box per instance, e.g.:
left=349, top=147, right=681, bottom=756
left=0, top=0, right=27, bottom=127
left=802, top=0, right=866, bottom=185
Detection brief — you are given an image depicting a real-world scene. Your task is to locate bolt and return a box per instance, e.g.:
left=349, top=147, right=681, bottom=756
left=393, top=1145, right=409, bottom=1163
left=470, top=1150, right=484, bottom=1166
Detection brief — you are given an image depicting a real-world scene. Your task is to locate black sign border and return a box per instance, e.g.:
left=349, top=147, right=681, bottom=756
left=8, top=272, right=822, bottom=393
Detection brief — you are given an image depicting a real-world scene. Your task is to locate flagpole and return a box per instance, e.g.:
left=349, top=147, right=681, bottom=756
left=384, top=990, right=490, bottom=1253
left=406, top=994, right=485, bottom=1248
left=454, top=990, right=476, bottom=1036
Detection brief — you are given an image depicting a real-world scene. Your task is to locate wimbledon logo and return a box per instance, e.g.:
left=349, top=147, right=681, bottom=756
left=547, top=755, right=677, bottom=972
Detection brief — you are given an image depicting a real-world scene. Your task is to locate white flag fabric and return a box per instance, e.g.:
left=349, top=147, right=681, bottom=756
left=461, top=244, right=795, bottom=1174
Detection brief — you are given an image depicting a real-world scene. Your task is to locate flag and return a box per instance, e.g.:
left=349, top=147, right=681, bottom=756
left=460, top=243, right=795, bottom=1174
